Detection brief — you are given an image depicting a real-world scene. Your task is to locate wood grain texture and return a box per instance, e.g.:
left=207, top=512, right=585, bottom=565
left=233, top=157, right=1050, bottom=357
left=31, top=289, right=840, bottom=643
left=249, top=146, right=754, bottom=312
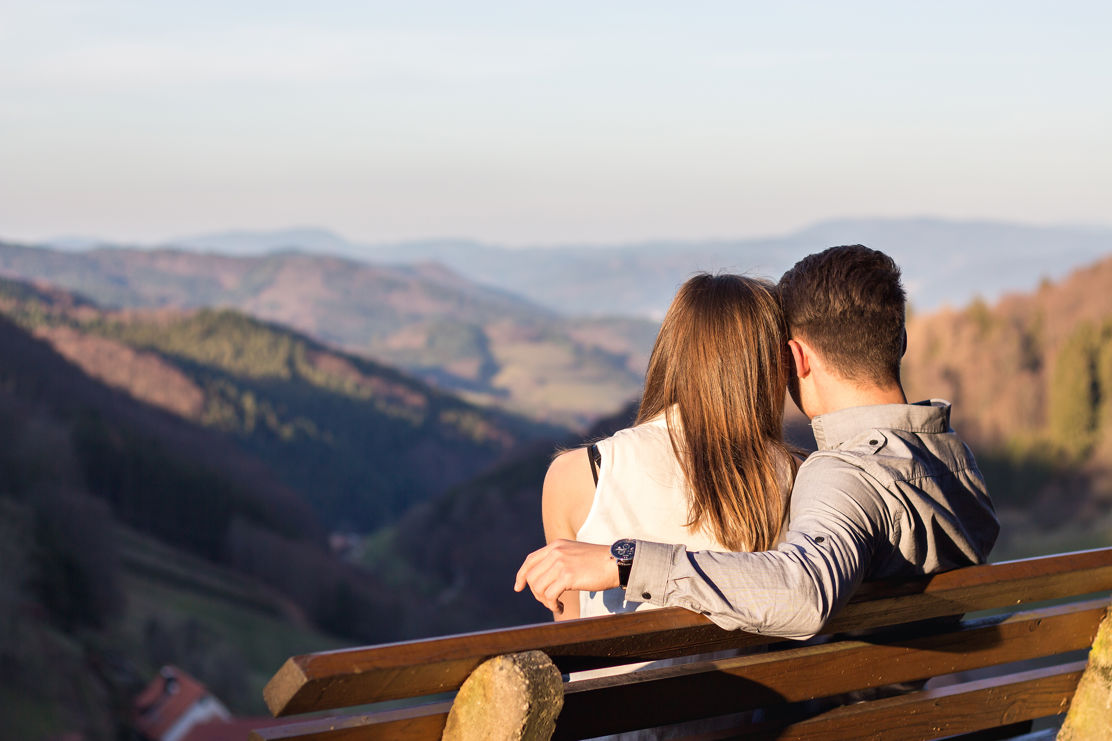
left=248, top=701, right=451, bottom=741
left=736, top=661, right=1086, bottom=741
left=264, top=548, right=1112, bottom=716
left=552, top=599, right=1106, bottom=738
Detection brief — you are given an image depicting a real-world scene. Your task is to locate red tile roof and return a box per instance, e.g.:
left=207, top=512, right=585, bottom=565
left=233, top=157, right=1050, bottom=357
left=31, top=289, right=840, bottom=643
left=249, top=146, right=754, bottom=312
left=133, top=666, right=211, bottom=740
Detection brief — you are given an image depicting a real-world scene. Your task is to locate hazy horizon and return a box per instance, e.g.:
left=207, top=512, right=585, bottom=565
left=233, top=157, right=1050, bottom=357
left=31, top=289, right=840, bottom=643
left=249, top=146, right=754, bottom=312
left=14, top=214, right=1112, bottom=254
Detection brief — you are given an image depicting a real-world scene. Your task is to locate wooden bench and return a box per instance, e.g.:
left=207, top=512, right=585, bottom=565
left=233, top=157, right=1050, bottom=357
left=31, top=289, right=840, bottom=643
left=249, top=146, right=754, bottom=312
left=252, top=548, right=1112, bottom=740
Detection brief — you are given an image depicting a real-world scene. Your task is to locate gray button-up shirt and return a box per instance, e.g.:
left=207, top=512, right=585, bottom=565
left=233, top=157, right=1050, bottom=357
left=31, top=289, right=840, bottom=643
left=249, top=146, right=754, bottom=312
left=624, top=400, right=999, bottom=639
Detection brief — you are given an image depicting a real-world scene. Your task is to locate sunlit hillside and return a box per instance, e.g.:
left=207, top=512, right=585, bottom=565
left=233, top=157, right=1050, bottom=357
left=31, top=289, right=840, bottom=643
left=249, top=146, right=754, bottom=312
left=904, top=255, right=1112, bottom=557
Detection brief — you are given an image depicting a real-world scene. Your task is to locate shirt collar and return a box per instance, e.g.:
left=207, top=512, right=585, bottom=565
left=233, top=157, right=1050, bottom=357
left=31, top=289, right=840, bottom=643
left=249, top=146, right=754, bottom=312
left=810, top=399, right=953, bottom=450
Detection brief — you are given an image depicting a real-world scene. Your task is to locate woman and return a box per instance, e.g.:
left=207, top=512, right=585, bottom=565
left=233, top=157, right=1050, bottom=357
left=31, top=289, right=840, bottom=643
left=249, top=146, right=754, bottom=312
left=542, top=273, right=798, bottom=621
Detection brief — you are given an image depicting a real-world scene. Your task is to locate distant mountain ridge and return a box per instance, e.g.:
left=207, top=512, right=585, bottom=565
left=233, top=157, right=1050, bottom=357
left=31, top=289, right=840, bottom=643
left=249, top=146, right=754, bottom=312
left=161, top=218, right=1112, bottom=315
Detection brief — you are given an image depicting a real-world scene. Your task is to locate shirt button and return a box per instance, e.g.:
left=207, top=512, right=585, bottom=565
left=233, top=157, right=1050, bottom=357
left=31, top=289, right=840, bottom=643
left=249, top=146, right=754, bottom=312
left=642, top=592, right=652, bottom=600
left=868, top=439, right=879, bottom=446
left=814, top=536, right=825, bottom=544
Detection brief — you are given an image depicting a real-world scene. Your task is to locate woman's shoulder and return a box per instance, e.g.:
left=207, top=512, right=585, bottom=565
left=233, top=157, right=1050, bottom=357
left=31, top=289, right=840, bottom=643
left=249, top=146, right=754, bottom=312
left=546, top=446, right=591, bottom=482
left=541, top=447, right=596, bottom=538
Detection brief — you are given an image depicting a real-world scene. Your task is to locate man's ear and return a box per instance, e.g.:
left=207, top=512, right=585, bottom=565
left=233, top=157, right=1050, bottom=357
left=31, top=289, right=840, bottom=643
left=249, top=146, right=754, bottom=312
left=787, top=338, right=810, bottom=379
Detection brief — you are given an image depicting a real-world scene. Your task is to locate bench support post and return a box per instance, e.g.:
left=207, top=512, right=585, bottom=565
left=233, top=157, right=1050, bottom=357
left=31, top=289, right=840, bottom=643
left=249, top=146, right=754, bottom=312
left=442, top=650, right=563, bottom=741
left=1058, top=606, right=1112, bottom=740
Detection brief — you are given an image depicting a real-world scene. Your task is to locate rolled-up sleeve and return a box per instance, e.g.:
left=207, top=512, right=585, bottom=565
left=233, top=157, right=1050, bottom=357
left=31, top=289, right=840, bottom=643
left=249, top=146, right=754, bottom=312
left=624, top=460, right=885, bottom=640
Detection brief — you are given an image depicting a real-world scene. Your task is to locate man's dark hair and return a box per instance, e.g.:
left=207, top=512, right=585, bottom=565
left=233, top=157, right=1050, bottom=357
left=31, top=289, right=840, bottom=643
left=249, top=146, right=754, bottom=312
left=777, top=244, right=906, bottom=386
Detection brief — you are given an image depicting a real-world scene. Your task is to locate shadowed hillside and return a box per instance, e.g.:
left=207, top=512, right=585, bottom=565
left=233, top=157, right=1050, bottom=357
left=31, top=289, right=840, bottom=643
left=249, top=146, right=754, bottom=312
left=0, top=277, right=566, bottom=531
left=0, top=314, right=420, bottom=738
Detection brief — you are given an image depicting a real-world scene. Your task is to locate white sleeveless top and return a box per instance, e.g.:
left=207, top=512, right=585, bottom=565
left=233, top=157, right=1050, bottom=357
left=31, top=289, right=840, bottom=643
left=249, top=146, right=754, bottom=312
left=576, top=412, right=733, bottom=618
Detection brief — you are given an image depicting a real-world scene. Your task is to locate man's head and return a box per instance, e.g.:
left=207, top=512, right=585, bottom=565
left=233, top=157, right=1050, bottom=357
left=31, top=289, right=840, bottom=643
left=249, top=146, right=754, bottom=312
left=777, top=245, right=907, bottom=415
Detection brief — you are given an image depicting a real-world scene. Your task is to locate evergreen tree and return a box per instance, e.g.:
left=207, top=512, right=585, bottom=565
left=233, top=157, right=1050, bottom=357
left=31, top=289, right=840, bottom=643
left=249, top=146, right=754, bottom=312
left=1049, top=323, right=1100, bottom=458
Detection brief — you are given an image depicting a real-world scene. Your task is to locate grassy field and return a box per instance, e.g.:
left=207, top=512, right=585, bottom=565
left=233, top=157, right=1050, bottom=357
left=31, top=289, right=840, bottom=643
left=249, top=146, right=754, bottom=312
left=116, top=527, right=346, bottom=716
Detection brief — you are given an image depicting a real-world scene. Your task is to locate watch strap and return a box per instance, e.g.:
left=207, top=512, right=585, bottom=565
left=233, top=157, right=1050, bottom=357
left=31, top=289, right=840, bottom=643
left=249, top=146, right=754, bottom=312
left=617, top=560, right=632, bottom=589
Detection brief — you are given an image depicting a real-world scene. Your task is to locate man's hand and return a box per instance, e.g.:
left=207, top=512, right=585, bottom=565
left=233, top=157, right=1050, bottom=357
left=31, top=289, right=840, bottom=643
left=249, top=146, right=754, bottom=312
left=514, top=540, right=619, bottom=614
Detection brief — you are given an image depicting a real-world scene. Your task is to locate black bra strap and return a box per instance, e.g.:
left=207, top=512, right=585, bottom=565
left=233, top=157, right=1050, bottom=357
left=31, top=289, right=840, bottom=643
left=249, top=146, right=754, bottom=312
left=588, top=444, right=602, bottom=486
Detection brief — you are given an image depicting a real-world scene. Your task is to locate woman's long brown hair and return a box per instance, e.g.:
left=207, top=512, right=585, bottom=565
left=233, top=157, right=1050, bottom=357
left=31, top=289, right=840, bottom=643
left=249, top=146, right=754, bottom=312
left=636, top=273, right=796, bottom=552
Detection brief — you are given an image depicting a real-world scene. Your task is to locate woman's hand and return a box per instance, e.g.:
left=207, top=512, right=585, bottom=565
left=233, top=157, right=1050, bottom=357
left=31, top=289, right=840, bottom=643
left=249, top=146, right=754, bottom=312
left=514, top=539, right=619, bottom=614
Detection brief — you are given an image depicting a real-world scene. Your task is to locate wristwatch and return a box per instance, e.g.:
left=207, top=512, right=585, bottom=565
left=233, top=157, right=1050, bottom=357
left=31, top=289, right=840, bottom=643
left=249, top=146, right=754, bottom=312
left=610, top=538, right=636, bottom=589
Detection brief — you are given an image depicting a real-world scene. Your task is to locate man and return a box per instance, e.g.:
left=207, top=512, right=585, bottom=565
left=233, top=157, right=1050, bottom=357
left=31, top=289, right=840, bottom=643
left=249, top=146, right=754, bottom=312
left=515, top=245, right=999, bottom=639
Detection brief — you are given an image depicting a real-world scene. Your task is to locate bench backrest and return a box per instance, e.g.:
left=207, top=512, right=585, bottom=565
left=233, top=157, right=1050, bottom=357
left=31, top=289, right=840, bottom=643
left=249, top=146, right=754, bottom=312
left=254, top=548, right=1112, bottom=740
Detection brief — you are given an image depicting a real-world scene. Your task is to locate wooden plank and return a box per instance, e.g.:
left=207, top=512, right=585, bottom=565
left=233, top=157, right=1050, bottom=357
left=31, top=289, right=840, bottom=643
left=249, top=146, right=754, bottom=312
left=735, top=661, right=1085, bottom=741
left=264, top=547, right=1112, bottom=716
left=263, top=607, right=737, bottom=716
left=248, top=701, right=451, bottom=741
left=253, top=599, right=1105, bottom=741
left=552, top=600, right=1105, bottom=738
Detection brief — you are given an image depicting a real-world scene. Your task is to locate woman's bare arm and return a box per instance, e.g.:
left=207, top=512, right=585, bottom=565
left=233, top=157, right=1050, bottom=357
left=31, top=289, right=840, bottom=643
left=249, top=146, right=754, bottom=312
left=540, top=447, right=597, bottom=620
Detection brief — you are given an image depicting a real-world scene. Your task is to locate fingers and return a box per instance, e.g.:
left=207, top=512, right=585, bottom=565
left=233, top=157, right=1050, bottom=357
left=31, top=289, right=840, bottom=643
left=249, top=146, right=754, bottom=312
left=514, top=543, right=550, bottom=592
left=515, top=542, right=570, bottom=612
left=524, top=552, right=566, bottom=612
left=533, top=558, right=570, bottom=613
left=516, top=540, right=613, bottom=613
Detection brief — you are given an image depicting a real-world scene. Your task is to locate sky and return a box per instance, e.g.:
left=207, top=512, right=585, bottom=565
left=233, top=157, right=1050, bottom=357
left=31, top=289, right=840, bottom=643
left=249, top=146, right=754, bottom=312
left=2, top=1, right=1110, bottom=246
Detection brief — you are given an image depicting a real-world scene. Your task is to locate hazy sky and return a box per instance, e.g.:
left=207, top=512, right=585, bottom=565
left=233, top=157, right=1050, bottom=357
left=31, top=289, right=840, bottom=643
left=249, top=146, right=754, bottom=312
left=2, top=1, right=1110, bottom=245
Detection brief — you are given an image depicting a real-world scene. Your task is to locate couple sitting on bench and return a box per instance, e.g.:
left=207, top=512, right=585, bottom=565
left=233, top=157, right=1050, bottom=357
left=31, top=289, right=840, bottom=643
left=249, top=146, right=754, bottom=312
left=257, top=246, right=1105, bottom=741
left=516, top=244, right=1000, bottom=640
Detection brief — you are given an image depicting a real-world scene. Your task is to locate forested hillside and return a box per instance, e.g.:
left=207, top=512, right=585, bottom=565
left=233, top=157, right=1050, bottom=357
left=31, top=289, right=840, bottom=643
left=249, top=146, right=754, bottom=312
left=0, top=314, right=407, bottom=738
left=0, top=277, right=564, bottom=531
left=902, top=255, right=1112, bottom=556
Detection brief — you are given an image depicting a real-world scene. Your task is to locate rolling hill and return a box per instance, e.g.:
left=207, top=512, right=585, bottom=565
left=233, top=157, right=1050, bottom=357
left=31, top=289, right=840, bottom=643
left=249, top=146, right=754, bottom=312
left=0, top=241, right=654, bottom=425
left=0, top=277, right=564, bottom=532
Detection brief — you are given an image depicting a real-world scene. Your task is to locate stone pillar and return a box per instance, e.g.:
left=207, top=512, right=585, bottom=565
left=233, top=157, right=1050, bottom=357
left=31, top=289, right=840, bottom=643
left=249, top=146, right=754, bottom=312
left=442, top=650, right=564, bottom=741
left=1058, top=606, right=1112, bottom=740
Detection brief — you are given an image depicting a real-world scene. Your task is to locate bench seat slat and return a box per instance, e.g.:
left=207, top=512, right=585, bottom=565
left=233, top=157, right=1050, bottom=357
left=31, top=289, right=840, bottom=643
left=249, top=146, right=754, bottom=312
left=729, top=660, right=1086, bottom=741
left=248, top=701, right=451, bottom=741
left=264, top=548, right=1112, bottom=716
left=553, top=599, right=1105, bottom=738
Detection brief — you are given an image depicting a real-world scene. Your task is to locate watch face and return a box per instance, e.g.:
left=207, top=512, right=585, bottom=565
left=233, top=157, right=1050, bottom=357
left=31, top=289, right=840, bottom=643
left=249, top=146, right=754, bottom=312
left=610, top=539, right=636, bottom=563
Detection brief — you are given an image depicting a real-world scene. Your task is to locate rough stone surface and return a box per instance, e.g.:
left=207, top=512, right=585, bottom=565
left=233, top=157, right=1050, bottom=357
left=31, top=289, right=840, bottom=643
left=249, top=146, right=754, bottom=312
left=1058, top=607, right=1112, bottom=740
left=442, top=650, right=564, bottom=741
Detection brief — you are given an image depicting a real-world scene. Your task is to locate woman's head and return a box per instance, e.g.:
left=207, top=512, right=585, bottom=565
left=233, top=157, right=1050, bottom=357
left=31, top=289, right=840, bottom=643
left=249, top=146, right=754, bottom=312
left=637, top=273, right=793, bottom=552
